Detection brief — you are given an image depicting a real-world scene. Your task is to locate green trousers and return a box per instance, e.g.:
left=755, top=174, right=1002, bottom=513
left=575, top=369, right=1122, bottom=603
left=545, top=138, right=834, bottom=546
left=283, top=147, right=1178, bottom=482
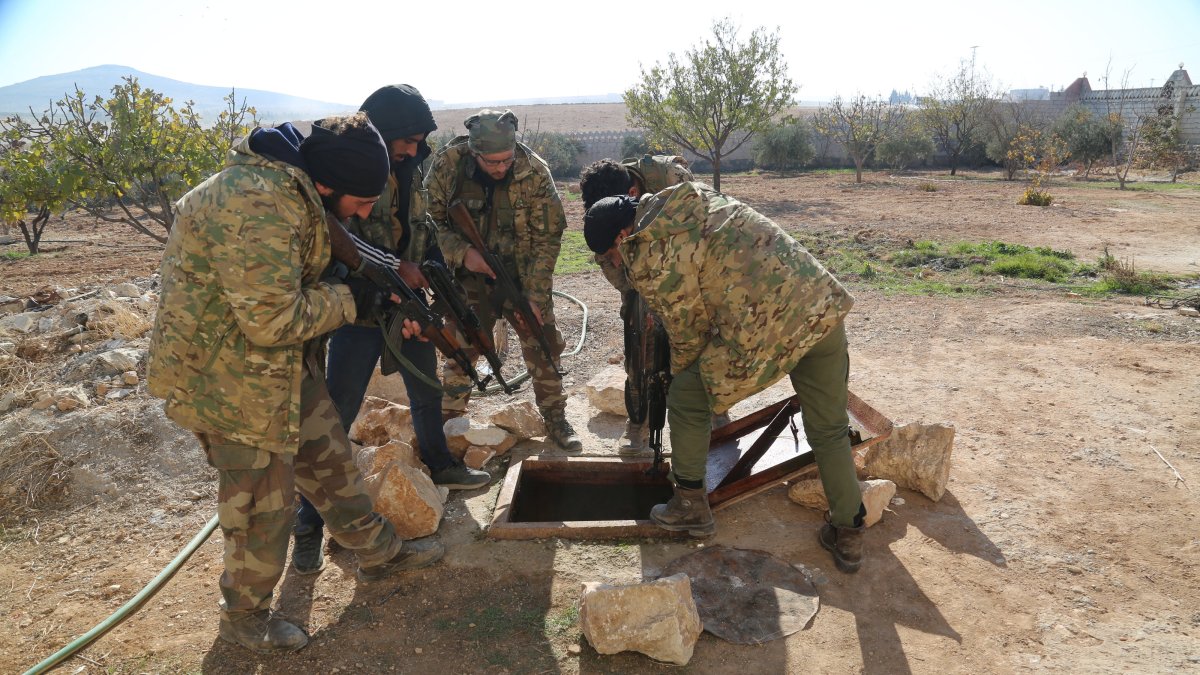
left=667, top=323, right=863, bottom=527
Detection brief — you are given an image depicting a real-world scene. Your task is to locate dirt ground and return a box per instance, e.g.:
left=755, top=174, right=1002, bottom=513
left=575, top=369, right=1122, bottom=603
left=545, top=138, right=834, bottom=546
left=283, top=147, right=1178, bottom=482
left=1, top=168, right=1198, bottom=674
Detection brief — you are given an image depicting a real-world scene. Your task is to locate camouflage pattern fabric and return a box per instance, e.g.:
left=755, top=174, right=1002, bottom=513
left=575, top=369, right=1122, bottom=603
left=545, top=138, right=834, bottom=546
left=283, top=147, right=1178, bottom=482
left=439, top=286, right=567, bottom=412
left=199, top=369, right=402, bottom=614
left=594, top=155, right=694, bottom=293
left=623, top=154, right=694, bottom=194
left=425, top=137, right=568, bottom=411
left=620, top=182, right=854, bottom=414
left=147, top=135, right=356, bottom=454
left=425, top=136, right=566, bottom=312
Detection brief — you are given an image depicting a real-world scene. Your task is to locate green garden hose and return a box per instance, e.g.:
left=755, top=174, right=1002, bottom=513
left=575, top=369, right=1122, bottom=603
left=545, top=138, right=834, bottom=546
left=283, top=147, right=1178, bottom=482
left=23, top=515, right=220, bottom=675
left=479, top=289, right=589, bottom=395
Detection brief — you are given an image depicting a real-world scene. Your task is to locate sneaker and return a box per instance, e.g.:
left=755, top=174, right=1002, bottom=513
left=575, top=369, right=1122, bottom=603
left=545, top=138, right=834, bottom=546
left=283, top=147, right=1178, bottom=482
left=542, top=407, right=583, bottom=453
left=218, top=609, right=308, bottom=653
left=291, top=525, right=326, bottom=575
left=357, top=538, right=445, bottom=582
left=430, top=462, right=491, bottom=490
left=711, top=412, right=732, bottom=429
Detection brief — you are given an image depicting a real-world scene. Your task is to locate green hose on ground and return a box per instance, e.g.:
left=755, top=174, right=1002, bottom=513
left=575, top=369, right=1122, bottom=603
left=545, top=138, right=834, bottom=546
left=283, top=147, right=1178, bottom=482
left=23, top=515, right=220, bottom=675
left=23, top=290, right=589, bottom=671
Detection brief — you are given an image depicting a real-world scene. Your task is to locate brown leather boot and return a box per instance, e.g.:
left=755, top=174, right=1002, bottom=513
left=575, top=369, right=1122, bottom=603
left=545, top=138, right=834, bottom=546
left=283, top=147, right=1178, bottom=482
left=542, top=407, right=583, bottom=453
left=819, top=512, right=865, bottom=573
left=650, top=483, right=715, bottom=537
left=218, top=609, right=308, bottom=653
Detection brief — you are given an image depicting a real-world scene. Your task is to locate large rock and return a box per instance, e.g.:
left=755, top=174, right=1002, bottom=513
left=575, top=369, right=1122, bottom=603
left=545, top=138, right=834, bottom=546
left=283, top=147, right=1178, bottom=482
left=490, top=400, right=545, bottom=440
left=787, top=478, right=897, bottom=527
left=463, top=446, right=495, bottom=470
left=54, top=385, right=90, bottom=412
left=443, top=418, right=515, bottom=457
left=364, top=461, right=444, bottom=539
left=371, top=439, right=427, bottom=476
left=0, top=312, right=38, bottom=334
left=580, top=573, right=701, bottom=666
left=110, top=283, right=142, bottom=298
left=586, top=366, right=627, bottom=416
left=862, top=422, right=955, bottom=501
left=349, top=400, right=415, bottom=448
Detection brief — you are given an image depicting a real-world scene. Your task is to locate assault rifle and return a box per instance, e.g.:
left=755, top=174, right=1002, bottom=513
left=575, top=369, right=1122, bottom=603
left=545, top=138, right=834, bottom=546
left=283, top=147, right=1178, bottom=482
left=420, top=259, right=514, bottom=394
left=624, top=289, right=671, bottom=475
left=324, top=211, right=492, bottom=392
left=447, top=200, right=564, bottom=377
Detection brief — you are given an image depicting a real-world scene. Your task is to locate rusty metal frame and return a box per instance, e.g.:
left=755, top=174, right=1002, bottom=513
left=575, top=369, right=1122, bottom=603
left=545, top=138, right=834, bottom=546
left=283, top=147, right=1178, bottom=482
left=486, top=391, right=892, bottom=539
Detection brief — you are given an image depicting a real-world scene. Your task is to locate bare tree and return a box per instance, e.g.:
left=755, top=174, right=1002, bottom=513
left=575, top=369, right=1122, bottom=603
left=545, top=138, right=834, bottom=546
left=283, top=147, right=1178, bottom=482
left=919, top=59, right=999, bottom=175
left=813, top=95, right=904, bottom=183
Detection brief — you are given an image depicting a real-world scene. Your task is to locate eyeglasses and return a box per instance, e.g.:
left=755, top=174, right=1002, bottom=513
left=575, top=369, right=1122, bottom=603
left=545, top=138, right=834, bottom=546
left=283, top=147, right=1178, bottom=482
left=474, top=153, right=515, bottom=168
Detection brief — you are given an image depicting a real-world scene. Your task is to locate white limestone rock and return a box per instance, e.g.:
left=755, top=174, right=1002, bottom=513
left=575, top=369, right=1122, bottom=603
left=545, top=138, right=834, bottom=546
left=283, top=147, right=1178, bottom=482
left=787, top=478, right=897, bottom=527
left=364, top=461, right=444, bottom=540
left=579, top=573, right=701, bottom=666
left=862, top=422, right=955, bottom=502
left=490, top=400, right=545, bottom=440
left=586, top=366, right=628, bottom=416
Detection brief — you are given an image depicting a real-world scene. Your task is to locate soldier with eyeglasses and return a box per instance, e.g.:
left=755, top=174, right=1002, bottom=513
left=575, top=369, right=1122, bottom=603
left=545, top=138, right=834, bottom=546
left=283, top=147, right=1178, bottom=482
left=424, top=109, right=582, bottom=452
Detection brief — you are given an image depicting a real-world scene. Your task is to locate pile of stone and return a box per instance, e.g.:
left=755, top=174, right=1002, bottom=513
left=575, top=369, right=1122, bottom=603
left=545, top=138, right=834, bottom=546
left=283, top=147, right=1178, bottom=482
left=348, top=395, right=547, bottom=538
left=0, top=280, right=157, bottom=416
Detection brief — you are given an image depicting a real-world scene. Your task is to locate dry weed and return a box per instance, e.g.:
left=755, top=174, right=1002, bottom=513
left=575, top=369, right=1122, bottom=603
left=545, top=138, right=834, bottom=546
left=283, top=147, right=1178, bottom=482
left=0, top=432, right=72, bottom=523
left=86, top=299, right=152, bottom=339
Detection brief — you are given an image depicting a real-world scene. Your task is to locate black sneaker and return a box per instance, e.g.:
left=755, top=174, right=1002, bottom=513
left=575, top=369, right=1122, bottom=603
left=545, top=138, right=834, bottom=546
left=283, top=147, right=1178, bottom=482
left=357, top=538, right=445, bottom=582
left=291, top=525, right=326, bottom=575
left=430, top=462, right=491, bottom=490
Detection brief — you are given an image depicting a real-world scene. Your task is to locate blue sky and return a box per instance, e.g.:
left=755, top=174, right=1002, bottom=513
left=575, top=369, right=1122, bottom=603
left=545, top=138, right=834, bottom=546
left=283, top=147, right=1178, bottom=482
left=0, top=0, right=1196, bottom=106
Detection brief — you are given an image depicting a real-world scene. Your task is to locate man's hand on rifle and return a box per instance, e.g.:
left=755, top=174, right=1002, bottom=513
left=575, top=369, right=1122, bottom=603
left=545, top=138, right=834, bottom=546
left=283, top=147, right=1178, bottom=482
left=397, top=317, right=428, bottom=341
left=464, top=247, right=497, bottom=279
left=529, top=301, right=544, bottom=327
left=397, top=261, right=428, bottom=289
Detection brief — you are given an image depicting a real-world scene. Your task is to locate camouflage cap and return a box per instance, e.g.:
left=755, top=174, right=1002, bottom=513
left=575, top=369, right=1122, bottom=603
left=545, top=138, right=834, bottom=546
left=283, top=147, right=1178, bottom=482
left=465, top=109, right=518, bottom=154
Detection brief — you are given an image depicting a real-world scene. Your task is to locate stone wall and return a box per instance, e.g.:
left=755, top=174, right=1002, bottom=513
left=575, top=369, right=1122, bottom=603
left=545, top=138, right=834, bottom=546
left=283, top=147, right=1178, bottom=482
left=1044, top=67, right=1200, bottom=144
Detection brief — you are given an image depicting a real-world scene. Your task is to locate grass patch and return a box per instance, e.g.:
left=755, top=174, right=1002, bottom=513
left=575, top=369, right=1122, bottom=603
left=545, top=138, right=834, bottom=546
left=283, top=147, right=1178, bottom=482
left=543, top=605, right=580, bottom=637
left=555, top=231, right=599, bottom=274
left=1062, top=179, right=1200, bottom=193
left=2, top=251, right=31, bottom=260
left=917, top=182, right=939, bottom=192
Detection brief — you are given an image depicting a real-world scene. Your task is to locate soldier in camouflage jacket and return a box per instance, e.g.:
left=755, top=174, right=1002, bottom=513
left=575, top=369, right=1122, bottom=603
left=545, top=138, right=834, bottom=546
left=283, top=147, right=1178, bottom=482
left=147, top=113, right=442, bottom=653
left=424, top=109, right=581, bottom=451
left=584, top=183, right=868, bottom=573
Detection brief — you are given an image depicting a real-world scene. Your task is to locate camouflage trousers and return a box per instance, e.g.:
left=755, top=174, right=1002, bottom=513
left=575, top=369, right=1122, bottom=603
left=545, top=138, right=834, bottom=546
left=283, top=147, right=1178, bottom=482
left=197, top=367, right=402, bottom=615
left=442, top=296, right=566, bottom=413
left=667, top=323, right=863, bottom=527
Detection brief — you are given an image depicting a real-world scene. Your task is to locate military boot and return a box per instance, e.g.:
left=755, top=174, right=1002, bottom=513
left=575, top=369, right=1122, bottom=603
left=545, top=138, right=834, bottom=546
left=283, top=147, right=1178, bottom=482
left=650, top=483, right=715, bottom=537
left=618, top=420, right=649, bottom=457
left=542, top=407, right=583, bottom=453
left=218, top=609, right=309, bottom=653
left=291, top=525, right=325, bottom=575
left=357, top=538, right=445, bottom=582
left=818, top=511, right=865, bottom=574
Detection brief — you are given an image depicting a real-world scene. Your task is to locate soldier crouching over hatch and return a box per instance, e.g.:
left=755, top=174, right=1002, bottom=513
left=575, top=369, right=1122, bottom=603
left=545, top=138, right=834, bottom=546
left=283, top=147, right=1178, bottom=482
left=582, top=184, right=869, bottom=573
left=147, top=112, right=442, bottom=653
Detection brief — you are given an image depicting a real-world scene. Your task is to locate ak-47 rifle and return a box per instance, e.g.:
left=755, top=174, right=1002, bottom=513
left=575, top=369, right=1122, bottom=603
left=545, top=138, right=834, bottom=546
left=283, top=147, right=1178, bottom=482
left=622, top=289, right=648, bottom=427
left=324, top=211, right=492, bottom=392
left=420, top=259, right=514, bottom=394
left=447, top=200, right=564, bottom=377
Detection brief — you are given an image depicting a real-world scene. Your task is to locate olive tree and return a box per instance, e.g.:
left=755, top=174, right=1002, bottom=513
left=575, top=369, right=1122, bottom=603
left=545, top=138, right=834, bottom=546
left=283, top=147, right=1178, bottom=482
left=624, top=17, right=796, bottom=192
left=1052, top=105, right=1114, bottom=179
left=0, top=118, right=71, bottom=254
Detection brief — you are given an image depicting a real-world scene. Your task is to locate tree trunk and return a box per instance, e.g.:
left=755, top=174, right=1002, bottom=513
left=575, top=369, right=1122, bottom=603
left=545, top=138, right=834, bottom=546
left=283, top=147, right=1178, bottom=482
left=854, top=156, right=864, bottom=183
left=18, top=206, right=51, bottom=254
left=712, top=155, right=722, bottom=193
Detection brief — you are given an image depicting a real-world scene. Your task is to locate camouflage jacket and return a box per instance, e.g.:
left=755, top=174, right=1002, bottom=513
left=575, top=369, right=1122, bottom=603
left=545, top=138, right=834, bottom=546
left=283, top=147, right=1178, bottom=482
left=147, top=135, right=356, bottom=454
left=620, top=182, right=854, bottom=413
left=344, top=163, right=434, bottom=326
left=596, top=155, right=695, bottom=293
left=425, top=136, right=566, bottom=312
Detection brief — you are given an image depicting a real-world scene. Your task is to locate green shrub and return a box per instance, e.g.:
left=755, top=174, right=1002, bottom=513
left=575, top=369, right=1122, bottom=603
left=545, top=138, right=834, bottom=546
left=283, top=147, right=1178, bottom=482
left=752, top=120, right=814, bottom=171
left=1018, top=187, right=1053, bottom=206
left=917, top=182, right=938, bottom=192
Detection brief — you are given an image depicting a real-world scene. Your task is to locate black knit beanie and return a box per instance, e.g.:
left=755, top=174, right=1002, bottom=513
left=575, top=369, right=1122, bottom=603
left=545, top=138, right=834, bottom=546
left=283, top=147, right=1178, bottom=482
left=359, top=84, right=437, bottom=142
left=300, top=118, right=390, bottom=198
left=583, top=195, right=640, bottom=253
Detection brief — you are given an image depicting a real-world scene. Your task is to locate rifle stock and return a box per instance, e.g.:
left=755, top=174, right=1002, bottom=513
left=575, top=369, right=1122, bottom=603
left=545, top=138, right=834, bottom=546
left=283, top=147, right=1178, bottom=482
left=447, top=200, right=565, bottom=377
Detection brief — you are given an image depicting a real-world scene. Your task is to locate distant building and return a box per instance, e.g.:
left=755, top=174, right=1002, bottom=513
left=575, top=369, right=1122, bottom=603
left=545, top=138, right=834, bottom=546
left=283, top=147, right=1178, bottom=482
left=1009, top=87, right=1049, bottom=101
left=1045, top=65, right=1199, bottom=144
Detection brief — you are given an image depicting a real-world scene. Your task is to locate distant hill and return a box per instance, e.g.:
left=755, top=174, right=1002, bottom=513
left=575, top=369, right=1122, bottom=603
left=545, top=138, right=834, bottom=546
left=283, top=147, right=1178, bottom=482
left=0, top=65, right=356, bottom=123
